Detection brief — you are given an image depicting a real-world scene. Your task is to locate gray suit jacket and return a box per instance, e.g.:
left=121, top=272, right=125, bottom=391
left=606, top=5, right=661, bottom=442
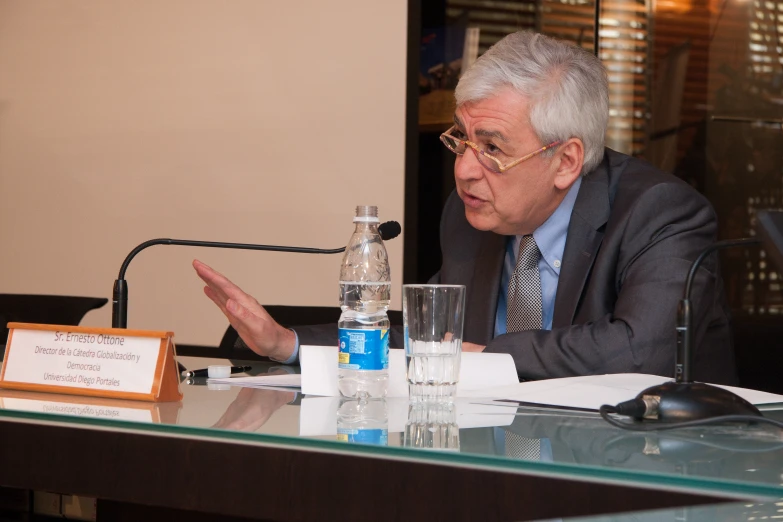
left=432, top=148, right=737, bottom=384
left=295, top=149, right=737, bottom=385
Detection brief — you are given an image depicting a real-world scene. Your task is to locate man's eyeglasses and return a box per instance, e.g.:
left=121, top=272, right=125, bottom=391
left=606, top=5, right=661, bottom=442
left=439, top=125, right=561, bottom=174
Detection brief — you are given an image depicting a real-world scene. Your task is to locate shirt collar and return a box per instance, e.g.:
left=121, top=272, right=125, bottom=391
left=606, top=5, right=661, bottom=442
left=517, top=177, right=582, bottom=275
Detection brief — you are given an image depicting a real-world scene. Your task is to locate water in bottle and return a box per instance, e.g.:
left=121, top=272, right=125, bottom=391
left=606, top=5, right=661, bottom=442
left=337, top=205, right=391, bottom=399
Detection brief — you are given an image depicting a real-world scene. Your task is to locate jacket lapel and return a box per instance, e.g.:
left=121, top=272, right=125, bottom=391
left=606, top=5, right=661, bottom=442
left=552, top=161, right=611, bottom=328
left=466, top=232, right=505, bottom=344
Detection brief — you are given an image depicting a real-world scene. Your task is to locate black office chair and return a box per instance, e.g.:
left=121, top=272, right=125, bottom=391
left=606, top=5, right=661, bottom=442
left=0, top=294, right=108, bottom=348
left=218, top=305, right=402, bottom=360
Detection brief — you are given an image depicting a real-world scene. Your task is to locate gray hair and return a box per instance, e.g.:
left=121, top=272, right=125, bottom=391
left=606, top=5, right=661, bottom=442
left=455, top=31, right=608, bottom=174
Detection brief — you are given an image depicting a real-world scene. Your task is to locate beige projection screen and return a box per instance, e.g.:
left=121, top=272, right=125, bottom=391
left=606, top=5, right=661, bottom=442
left=0, top=1, right=407, bottom=345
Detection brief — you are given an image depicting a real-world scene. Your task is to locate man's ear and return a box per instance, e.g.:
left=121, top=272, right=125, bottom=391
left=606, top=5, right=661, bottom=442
left=553, top=138, right=584, bottom=190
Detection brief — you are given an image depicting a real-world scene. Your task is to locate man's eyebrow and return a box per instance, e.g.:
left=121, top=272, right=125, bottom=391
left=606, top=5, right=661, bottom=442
left=451, top=116, right=508, bottom=143
left=475, top=128, right=508, bottom=143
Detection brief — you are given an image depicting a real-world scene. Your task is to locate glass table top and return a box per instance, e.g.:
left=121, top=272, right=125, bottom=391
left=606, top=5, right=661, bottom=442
left=557, top=499, right=783, bottom=521
left=1, top=355, right=783, bottom=502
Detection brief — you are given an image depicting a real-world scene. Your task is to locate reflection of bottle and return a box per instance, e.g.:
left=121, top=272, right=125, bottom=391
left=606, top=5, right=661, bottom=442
left=403, top=400, right=460, bottom=451
left=336, top=399, right=388, bottom=446
left=337, top=205, right=391, bottom=400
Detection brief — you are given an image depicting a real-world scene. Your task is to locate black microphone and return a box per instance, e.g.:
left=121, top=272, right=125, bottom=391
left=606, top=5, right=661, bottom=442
left=379, top=220, right=402, bottom=241
left=602, top=238, right=763, bottom=425
left=111, top=220, right=401, bottom=329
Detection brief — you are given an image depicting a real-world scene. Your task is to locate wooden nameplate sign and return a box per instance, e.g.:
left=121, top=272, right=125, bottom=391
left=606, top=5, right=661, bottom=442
left=0, top=323, right=182, bottom=402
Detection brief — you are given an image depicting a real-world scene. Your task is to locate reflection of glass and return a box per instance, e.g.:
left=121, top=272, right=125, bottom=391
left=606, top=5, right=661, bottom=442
left=403, top=284, right=466, bottom=400
left=336, top=399, right=388, bottom=446
left=404, top=400, right=460, bottom=451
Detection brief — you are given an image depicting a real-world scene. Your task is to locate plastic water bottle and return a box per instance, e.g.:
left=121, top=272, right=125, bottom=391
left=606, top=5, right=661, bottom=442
left=336, top=398, right=388, bottom=446
left=337, top=205, right=391, bottom=399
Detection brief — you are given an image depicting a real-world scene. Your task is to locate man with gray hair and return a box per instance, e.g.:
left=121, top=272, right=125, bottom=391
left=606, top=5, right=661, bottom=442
left=194, top=31, right=736, bottom=384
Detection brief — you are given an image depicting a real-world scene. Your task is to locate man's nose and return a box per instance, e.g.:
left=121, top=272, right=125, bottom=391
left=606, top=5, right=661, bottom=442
left=454, top=150, right=485, bottom=182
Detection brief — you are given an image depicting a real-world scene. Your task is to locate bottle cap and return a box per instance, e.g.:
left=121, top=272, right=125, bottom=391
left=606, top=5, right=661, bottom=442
left=207, top=383, right=231, bottom=391
left=208, top=365, right=231, bottom=378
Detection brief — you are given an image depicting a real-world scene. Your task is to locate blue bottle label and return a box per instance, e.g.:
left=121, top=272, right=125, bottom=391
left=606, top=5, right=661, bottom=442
left=338, top=328, right=389, bottom=371
left=337, top=428, right=389, bottom=446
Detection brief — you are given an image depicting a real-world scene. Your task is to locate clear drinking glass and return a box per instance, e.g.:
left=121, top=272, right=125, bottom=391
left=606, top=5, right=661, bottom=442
left=402, top=284, right=466, bottom=400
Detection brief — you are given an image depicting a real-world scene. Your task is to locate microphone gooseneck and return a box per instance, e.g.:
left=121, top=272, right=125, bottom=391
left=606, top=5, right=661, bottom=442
left=602, top=237, right=764, bottom=428
left=111, top=220, right=402, bottom=329
left=676, top=237, right=761, bottom=383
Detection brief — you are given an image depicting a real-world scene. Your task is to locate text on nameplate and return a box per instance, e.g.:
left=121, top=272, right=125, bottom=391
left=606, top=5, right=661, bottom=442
left=2, top=329, right=161, bottom=394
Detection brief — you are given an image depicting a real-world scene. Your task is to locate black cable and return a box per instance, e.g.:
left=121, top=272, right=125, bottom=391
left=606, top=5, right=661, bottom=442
left=599, top=405, right=783, bottom=431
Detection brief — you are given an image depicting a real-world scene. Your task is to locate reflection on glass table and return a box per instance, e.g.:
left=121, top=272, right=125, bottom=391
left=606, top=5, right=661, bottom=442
left=1, top=355, right=783, bottom=499
left=554, top=499, right=783, bottom=521
left=404, top=399, right=461, bottom=451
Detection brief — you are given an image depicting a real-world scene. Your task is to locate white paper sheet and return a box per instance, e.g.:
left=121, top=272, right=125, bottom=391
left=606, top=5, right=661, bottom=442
left=299, top=345, right=519, bottom=397
left=207, top=374, right=302, bottom=388
left=717, top=383, right=783, bottom=406
left=465, top=373, right=783, bottom=410
left=207, top=364, right=783, bottom=413
left=299, top=396, right=516, bottom=436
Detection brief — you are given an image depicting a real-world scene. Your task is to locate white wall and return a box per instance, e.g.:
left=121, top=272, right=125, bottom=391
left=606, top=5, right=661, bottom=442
left=0, top=1, right=408, bottom=345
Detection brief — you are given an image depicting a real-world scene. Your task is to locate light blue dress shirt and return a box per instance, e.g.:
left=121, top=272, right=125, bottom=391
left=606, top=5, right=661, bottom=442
left=490, top=179, right=580, bottom=467
left=494, top=177, right=582, bottom=336
left=491, top=179, right=580, bottom=472
left=277, top=330, right=300, bottom=365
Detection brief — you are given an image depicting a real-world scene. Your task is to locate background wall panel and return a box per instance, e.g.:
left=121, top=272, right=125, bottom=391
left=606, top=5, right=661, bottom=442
left=0, top=0, right=408, bottom=345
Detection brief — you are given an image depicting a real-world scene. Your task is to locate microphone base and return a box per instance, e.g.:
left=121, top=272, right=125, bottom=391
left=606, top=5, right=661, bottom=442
left=634, top=381, right=761, bottom=423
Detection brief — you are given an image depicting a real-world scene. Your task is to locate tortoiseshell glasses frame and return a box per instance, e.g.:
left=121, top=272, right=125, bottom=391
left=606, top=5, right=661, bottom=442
left=440, top=125, right=561, bottom=174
